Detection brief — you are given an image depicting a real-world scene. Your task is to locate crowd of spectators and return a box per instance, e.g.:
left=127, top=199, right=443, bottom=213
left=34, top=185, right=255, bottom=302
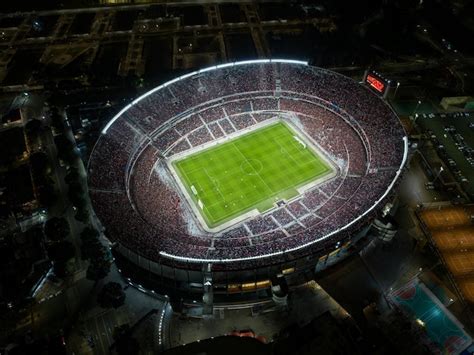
left=208, top=122, right=225, bottom=139
left=167, top=139, right=190, bottom=156
left=88, top=61, right=406, bottom=266
left=187, top=126, right=213, bottom=147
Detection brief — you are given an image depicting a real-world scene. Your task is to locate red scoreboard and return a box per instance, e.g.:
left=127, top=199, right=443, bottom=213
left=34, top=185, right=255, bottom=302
left=364, top=71, right=389, bottom=97
left=366, top=74, right=385, bottom=93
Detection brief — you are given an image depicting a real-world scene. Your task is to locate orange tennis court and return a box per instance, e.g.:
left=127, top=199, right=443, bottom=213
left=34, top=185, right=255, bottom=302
left=431, top=227, right=474, bottom=251
left=419, top=205, right=474, bottom=303
left=443, top=251, right=474, bottom=276
left=458, top=279, right=474, bottom=304
left=420, top=206, right=472, bottom=230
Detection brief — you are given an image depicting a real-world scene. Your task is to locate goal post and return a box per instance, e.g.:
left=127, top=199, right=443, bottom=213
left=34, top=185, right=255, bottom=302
left=293, top=135, right=306, bottom=149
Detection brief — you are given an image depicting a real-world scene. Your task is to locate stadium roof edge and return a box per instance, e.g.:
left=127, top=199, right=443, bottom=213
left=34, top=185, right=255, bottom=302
left=101, top=59, right=308, bottom=134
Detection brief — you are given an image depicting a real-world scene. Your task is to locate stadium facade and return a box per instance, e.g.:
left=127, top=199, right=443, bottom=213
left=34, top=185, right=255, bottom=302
left=88, top=59, right=408, bottom=305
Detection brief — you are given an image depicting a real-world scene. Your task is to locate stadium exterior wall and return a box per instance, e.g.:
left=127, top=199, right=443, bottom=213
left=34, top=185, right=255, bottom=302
left=111, top=222, right=374, bottom=302
left=91, top=59, right=409, bottom=301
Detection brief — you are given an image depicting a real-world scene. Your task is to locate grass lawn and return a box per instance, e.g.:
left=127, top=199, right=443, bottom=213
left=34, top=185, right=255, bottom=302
left=172, top=121, right=331, bottom=228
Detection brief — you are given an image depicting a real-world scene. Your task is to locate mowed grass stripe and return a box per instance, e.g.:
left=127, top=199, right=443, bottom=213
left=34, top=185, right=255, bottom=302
left=174, top=121, right=331, bottom=227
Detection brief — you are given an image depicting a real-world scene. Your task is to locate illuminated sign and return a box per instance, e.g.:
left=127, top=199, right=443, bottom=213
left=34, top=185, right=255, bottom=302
left=366, top=74, right=386, bottom=93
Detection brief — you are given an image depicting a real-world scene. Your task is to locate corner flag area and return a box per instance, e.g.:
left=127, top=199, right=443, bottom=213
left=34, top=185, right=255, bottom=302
left=171, top=121, right=333, bottom=229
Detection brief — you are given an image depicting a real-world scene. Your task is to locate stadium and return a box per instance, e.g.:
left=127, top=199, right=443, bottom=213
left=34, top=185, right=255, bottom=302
left=88, top=59, right=408, bottom=301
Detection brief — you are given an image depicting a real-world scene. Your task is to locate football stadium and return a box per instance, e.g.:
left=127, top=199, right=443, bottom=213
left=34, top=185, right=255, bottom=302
left=88, top=59, right=408, bottom=299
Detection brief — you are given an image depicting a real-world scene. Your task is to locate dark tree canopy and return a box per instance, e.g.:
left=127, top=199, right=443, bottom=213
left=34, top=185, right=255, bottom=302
left=50, top=109, right=65, bottom=131
left=25, top=118, right=43, bottom=133
left=30, top=151, right=51, bottom=175
left=80, top=226, right=103, bottom=261
left=64, top=167, right=80, bottom=184
left=86, top=257, right=110, bottom=281
left=37, top=183, right=57, bottom=207
left=47, top=240, right=75, bottom=262
left=81, top=238, right=105, bottom=261
left=98, top=282, right=126, bottom=309
left=54, top=134, right=76, bottom=163
left=74, top=207, right=89, bottom=223
left=80, top=226, right=100, bottom=241
left=48, top=240, right=75, bottom=277
left=44, top=217, right=70, bottom=241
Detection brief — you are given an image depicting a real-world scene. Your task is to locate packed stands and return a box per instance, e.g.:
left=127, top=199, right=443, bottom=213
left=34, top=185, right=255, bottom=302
left=89, top=60, right=407, bottom=267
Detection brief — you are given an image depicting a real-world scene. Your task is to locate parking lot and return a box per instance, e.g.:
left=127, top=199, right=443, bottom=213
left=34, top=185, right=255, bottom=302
left=418, top=111, right=474, bottom=198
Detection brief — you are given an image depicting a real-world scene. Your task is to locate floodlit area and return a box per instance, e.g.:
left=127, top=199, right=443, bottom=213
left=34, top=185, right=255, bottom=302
left=3, top=1, right=474, bottom=354
left=89, top=60, right=406, bottom=262
left=171, top=121, right=333, bottom=229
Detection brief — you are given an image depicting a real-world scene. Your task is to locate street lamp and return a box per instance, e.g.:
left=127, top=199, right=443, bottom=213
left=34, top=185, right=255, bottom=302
left=413, top=100, right=422, bottom=116
left=432, top=166, right=444, bottom=183
left=393, top=82, right=400, bottom=99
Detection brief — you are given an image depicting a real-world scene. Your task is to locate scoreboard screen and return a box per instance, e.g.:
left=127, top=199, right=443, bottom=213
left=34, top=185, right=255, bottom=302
left=366, top=74, right=386, bottom=93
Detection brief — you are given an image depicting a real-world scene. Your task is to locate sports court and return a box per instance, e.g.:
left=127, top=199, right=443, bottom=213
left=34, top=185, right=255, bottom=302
left=419, top=205, right=474, bottom=302
left=420, top=206, right=472, bottom=229
left=390, top=279, right=472, bottom=355
left=431, top=227, right=474, bottom=251
left=172, top=121, right=332, bottom=228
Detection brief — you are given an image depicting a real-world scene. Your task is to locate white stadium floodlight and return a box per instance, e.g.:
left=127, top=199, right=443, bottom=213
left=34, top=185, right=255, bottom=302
left=234, top=59, right=269, bottom=66
left=101, top=59, right=309, bottom=135
left=215, top=62, right=235, bottom=70
left=199, top=65, right=217, bottom=73
left=198, top=200, right=204, bottom=209
left=101, top=104, right=132, bottom=134
left=270, top=59, right=308, bottom=65
left=163, top=77, right=181, bottom=87
left=179, top=71, right=198, bottom=81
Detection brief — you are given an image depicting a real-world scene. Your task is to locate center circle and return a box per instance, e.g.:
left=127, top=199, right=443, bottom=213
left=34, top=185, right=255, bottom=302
left=240, top=159, right=263, bottom=175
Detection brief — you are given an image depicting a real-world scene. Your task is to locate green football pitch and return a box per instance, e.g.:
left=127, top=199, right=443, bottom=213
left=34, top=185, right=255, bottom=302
left=172, top=121, right=332, bottom=228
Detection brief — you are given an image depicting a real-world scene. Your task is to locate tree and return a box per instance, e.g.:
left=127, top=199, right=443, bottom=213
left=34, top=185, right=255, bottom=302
left=80, top=226, right=110, bottom=279
left=116, top=335, right=139, bottom=355
left=71, top=196, right=87, bottom=212
left=86, top=257, right=110, bottom=281
left=97, top=282, right=125, bottom=309
left=50, top=109, right=65, bottom=132
left=64, top=167, right=80, bottom=184
left=54, top=134, right=71, bottom=149
left=54, top=134, right=76, bottom=163
left=44, top=217, right=70, bottom=242
left=30, top=151, right=51, bottom=175
left=80, top=238, right=103, bottom=260
left=37, top=182, right=57, bottom=208
left=74, top=207, right=89, bottom=223
left=25, top=118, right=43, bottom=134
left=80, top=226, right=101, bottom=260
left=67, top=182, right=84, bottom=204
left=47, top=240, right=75, bottom=277
left=113, top=325, right=139, bottom=355
left=48, top=240, right=75, bottom=262
left=80, top=226, right=99, bottom=242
